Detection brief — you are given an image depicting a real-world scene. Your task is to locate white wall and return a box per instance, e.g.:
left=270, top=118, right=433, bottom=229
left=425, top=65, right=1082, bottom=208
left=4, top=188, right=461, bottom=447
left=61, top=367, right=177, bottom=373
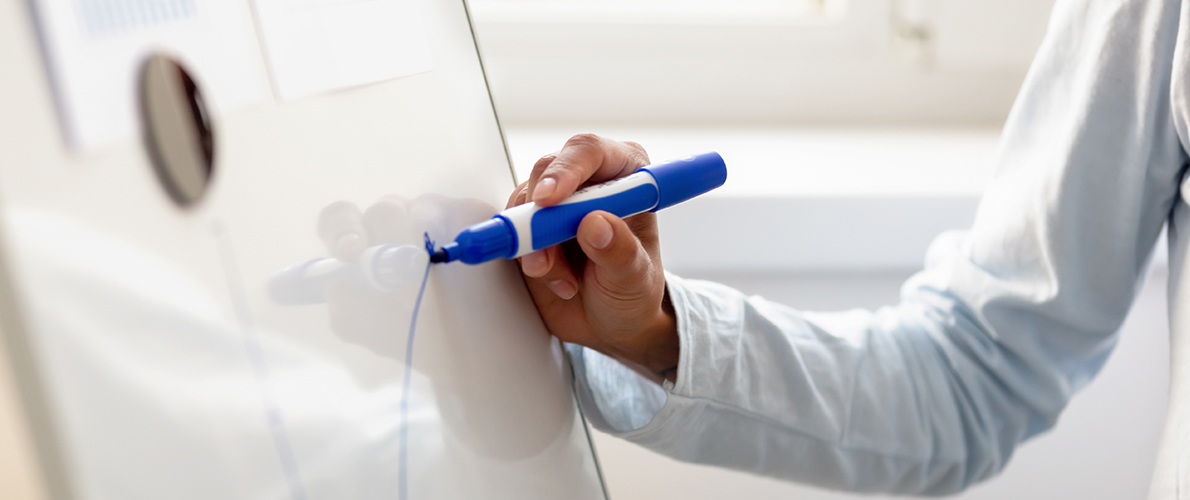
left=472, top=0, right=1058, bottom=127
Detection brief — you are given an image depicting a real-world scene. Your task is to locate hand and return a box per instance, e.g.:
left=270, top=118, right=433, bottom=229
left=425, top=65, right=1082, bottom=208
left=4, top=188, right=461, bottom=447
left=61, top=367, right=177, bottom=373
left=315, top=194, right=574, bottom=458
left=509, top=134, right=679, bottom=383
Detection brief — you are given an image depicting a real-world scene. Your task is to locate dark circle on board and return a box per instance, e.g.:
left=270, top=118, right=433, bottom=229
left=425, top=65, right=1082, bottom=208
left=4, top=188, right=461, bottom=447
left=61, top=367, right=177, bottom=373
left=138, top=54, right=215, bottom=208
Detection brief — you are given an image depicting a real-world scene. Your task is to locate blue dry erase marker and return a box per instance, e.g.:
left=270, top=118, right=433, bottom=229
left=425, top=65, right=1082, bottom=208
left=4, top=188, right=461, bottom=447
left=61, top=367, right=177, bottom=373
left=430, top=152, right=727, bottom=265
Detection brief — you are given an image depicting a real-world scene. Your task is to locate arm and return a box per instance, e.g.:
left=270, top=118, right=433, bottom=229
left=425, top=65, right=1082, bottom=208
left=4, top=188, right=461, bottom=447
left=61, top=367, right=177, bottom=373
left=521, top=0, right=1188, bottom=494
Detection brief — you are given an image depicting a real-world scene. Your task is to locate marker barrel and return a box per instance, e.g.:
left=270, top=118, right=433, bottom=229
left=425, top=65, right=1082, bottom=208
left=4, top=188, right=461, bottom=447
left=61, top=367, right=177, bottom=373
left=439, top=152, right=727, bottom=265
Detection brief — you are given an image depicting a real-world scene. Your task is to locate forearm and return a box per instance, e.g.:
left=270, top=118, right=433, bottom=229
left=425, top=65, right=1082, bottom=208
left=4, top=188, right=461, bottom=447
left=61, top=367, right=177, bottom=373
left=558, top=0, right=1188, bottom=493
left=574, top=270, right=1063, bottom=494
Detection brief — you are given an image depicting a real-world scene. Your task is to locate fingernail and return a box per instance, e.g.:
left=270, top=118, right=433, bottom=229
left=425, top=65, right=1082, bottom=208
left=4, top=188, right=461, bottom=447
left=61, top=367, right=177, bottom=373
left=534, top=178, right=557, bottom=202
left=521, top=250, right=548, bottom=277
left=336, top=233, right=365, bottom=258
left=586, top=214, right=613, bottom=250
left=548, top=279, right=577, bottom=300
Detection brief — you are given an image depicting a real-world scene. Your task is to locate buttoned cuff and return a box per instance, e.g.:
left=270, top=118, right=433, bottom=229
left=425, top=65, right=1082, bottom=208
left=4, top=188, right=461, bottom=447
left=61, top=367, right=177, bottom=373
left=567, top=271, right=699, bottom=434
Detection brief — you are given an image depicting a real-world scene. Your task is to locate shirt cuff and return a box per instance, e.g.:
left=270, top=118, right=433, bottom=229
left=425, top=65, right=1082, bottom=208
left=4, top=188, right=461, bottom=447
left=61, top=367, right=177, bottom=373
left=566, top=271, right=700, bottom=434
left=567, top=342, right=668, bottom=433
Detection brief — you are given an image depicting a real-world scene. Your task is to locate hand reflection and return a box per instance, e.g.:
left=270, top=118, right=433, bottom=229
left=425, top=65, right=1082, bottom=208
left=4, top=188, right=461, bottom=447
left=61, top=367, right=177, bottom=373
left=315, top=196, right=431, bottom=358
left=274, top=194, right=576, bottom=461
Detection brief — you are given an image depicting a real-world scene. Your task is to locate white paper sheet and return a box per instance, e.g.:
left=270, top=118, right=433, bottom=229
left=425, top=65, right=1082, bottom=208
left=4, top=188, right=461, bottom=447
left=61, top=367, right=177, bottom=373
left=30, top=0, right=266, bottom=150
left=252, top=0, right=435, bottom=100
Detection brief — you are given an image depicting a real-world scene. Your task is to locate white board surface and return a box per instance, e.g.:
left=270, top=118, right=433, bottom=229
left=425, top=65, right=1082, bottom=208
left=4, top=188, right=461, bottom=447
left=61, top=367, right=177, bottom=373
left=27, top=0, right=266, bottom=150
left=252, top=0, right=435, bottom=100
left=0, top=0, right=606, bottom=498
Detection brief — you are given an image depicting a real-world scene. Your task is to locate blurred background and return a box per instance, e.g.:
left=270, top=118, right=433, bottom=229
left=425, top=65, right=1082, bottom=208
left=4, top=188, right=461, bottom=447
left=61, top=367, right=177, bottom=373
left=470, top=0, right=1171, bottom=499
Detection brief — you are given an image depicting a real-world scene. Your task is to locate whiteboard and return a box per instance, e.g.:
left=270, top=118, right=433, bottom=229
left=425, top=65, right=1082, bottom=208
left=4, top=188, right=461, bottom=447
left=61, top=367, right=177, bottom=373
left=0, top=0, right=607, bottom=498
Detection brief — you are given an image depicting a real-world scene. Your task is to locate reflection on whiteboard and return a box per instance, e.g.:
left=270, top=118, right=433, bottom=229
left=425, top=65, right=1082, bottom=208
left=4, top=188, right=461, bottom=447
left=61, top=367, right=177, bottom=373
left=5, top=201, right=604, bottom=499
left=30, top=0, right=263, bottom=149
left=252, top=0, right=435, bottom=100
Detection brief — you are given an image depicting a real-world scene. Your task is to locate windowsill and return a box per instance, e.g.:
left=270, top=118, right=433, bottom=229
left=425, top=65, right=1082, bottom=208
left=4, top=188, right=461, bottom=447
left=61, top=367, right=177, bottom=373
left=503, top=127, right=999, bottom=272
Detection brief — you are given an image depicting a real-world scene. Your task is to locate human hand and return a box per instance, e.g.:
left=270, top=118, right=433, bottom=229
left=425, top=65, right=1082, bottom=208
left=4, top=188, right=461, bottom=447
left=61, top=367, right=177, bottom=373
left=510, top=134, right=679, bottom=383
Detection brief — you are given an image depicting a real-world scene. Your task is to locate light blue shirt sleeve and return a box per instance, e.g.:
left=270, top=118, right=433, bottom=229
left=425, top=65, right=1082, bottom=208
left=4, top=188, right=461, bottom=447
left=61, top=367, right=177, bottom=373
left=569, top=0, right=1190, bottom=494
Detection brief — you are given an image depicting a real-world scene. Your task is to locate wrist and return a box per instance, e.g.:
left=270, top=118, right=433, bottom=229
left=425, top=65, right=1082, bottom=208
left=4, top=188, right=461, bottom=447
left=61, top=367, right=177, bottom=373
left=608, top=287, right=679, bottom=383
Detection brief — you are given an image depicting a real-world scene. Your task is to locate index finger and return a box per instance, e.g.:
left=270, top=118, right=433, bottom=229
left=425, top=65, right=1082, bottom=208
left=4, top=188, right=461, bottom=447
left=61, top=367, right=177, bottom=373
left=528, top=134, right=651, bottom=207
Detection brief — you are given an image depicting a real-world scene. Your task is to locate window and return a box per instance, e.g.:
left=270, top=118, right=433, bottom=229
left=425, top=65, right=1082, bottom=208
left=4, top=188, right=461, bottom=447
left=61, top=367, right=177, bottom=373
left=468, top=0, right=845, bottom=26
left=469, top=0, right=1055, bottom=127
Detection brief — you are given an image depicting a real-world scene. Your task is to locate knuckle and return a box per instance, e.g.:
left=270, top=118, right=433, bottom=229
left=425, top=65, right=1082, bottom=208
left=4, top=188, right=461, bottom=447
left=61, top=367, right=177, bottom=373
left=621, top=142, right=650, bottom=168
left=550, top=164, right=583, bottom=185
left=565, top=133, right=602, bottom=150
left=531, top=155, right=555, bottom=176
left=544, top=134, right=607, bottom=189
left=622, top=140, right=648, bottom=157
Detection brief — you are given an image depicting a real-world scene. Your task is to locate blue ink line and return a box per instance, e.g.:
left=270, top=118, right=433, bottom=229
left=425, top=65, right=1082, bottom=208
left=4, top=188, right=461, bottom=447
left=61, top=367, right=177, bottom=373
left=398, top=233, right=436, bottom=500
left=211, top=221, right=308, bottom=500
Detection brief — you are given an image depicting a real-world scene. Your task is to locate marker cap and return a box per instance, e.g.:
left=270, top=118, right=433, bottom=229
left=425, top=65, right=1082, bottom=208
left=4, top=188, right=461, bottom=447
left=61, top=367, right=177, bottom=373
left=440, top=216, right=517, bottom=264
left=638, top=152, right=727, bottom=212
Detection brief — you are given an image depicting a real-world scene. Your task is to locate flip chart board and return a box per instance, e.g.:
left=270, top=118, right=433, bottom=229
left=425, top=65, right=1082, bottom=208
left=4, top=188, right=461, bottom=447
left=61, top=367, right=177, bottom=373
left=0, top=0, right=607, bottom=498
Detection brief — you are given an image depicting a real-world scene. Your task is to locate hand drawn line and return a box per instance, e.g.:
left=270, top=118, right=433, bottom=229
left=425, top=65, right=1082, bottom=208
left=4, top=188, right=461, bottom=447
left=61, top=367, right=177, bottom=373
left=398, top=233, right=435, bottom=500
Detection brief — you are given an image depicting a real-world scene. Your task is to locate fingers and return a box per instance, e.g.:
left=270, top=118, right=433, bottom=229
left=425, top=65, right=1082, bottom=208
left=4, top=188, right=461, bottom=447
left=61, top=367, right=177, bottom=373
left=519, top=154, right=554, bottom=205
left=318, top=201, right=368, bottom=261
left=520, top=248, right=551, bottom=277
left=575, top=211, right=652, bottom=287
left=528, top=134, right=650, bottom=207
left=514, top=136, right=652, bottom=300
left=506, top=181, right=529, bottom=209
left=520, top=245, right=580, bottom=300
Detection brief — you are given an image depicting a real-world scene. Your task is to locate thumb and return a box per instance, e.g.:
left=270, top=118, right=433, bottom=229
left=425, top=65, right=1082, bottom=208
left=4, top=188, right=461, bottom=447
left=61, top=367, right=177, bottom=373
left=575, top=211, right=652, bottom=289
